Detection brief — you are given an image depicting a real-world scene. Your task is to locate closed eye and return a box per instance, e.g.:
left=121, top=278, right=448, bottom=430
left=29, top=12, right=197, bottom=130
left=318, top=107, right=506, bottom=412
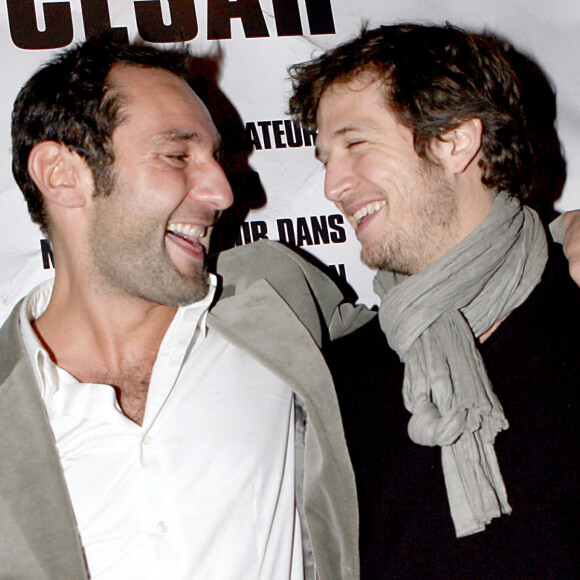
left=212, top=141, right=226, bottom=165
left=163, top=153, right=189, bottom=167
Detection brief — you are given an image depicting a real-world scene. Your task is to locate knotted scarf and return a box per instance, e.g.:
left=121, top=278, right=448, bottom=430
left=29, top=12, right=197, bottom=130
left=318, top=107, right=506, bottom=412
left=373, top=192, right=548, bottom=537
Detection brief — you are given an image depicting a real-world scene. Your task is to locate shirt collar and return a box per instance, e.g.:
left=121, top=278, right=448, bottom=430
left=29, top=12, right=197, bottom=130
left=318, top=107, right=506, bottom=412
left=19, top=278, right=58, bottom=399
left=19, top=275, right=218, bottom=401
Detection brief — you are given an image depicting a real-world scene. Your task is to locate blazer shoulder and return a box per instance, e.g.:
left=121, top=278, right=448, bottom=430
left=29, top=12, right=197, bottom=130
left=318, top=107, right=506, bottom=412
left=0, top=300, right=28, bottom=386
left=214, top=240, right=373, bottom=341
left=216, top=240, right=320, bottom=281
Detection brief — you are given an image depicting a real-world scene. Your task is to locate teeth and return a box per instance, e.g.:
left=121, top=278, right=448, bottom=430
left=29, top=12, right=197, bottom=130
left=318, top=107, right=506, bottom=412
left=167, top=223, right=207, bottom=238
left=352, top=201, right=385, bottom=224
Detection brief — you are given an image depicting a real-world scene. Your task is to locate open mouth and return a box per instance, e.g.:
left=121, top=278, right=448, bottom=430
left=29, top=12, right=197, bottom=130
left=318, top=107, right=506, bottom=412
left=167, top=223, right=207, bottom=239
left=352, top=200, right=386, bottom=225
left=165, top=223, right=207, bottom=257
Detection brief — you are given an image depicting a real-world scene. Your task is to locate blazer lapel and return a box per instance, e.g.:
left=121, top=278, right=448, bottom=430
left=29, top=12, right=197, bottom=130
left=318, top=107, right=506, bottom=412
left=208, top=279, right=360, bottom=578
left=0, top=310, right=87, bottom=579
left=209, top=279, right=334, bottom=400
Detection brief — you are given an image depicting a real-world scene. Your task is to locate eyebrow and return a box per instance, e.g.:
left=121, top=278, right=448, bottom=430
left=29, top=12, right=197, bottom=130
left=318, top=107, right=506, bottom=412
left=152, top=129, right=222, bottom=151
left=315, top=126, right=364, bottom=159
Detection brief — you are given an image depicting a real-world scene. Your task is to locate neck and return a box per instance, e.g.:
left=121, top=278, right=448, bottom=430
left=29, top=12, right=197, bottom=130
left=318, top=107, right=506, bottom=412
left=421, top=184, right=498, bottom=273
left=34, top=275, right=178, bottom=426
left=477, top=315, right=507, bottom=343
left=454, top=180, right=498, bottom=243
left=34, top=272, right=177, bottom=382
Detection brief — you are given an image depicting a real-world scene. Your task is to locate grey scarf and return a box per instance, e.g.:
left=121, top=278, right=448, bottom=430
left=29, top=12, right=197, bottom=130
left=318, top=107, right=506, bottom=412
left=373, top=192, right=548, bottom=537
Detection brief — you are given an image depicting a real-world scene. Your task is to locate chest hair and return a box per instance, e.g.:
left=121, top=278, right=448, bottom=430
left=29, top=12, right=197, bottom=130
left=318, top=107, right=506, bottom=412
left=81, top=355, right=157, bottom=426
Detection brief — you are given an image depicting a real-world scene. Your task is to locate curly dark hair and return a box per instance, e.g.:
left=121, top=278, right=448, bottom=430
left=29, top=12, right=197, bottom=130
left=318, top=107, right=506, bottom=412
left=12, top=35, right=196, bottom=234
left=288, top=23, right=533, bottom=198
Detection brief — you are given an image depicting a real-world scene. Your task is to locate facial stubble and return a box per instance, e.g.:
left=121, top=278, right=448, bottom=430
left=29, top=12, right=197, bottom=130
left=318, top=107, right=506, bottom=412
left=89, top=182, right=211, bottom=308
left=360, top=163, right=458, bottom=275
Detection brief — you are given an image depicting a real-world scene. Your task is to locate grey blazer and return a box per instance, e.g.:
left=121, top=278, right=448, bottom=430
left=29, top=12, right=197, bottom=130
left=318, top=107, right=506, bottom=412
left=0, top=240, right=372, bottom=580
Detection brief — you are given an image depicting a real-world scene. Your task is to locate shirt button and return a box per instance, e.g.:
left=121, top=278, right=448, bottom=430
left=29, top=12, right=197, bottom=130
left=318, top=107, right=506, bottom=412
left=156, top=521, right=169, bottom=534
left=142, top=435, right=152, bottom=446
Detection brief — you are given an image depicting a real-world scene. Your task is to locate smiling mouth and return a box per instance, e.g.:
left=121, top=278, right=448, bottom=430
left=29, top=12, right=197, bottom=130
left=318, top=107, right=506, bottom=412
left=165, top=223, right=209, bottom=260
left=352, top=200, right=386, bottom=224
left=166, top=222, right=208, bottom=240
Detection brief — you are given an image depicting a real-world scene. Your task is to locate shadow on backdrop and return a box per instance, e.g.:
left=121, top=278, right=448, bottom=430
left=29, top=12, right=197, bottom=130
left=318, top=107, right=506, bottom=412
left=186, top=51, right=267, bottom=256
left=492, top=33, right=567, bottom=225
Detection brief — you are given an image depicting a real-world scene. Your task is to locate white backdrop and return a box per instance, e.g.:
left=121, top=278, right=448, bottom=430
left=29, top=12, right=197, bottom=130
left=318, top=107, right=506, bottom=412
left=0, top=0, right=578, bottom=322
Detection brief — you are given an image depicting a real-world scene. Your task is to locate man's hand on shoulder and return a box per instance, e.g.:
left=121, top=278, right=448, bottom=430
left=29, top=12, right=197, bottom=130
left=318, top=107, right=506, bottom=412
left=562, top=210, right=580, bottom=285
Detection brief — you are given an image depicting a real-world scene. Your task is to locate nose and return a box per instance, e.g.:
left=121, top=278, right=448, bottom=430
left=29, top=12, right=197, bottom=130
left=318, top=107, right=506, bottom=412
left=324, top=155, right=356, bottom=203
left=187, top=156, right=234, bottom=211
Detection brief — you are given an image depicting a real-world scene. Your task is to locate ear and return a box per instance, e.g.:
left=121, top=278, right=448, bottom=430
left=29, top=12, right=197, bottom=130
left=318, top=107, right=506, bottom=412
left=27, top=141, right=93, bottom=209
left=430, top=118, right=483, bottom=175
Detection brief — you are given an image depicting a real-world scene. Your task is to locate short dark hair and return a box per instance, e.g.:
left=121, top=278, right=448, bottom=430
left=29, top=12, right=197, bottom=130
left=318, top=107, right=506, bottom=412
left=12, top=35, right=195, bottom=234
left=288, top=23, right=532, bottom=198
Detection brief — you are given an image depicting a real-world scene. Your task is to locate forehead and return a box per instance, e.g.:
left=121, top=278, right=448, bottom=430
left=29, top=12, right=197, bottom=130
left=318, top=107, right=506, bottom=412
left=318, top=77, right=391, bottom=129
left=108, top=64, right=219, bottom=144
left=316, top=77, right=411, bottom=150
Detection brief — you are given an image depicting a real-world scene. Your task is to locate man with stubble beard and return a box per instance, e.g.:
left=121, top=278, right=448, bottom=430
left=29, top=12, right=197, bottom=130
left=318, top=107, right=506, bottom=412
left=289, top=24, right=579, bottom=578
left=0, top=36, right=372, bottom=579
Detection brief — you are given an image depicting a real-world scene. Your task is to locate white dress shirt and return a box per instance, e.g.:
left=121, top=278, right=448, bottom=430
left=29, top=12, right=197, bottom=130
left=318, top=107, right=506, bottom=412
left=20, top=277, right=304, bottom=579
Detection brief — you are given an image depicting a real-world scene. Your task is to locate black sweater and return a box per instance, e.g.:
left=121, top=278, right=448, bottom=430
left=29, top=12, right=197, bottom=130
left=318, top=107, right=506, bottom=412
left=325, top=245, right=579, bottom=579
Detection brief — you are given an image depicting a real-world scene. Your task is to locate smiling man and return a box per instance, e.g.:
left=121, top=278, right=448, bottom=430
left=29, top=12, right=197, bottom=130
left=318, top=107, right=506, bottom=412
left=88, top=67, right=220, bottom=310
left=316, top=76, right=466, bottom=276
left=290, top=24, right=579, bottom=578
left=0, top=37, right=371, bottom=579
